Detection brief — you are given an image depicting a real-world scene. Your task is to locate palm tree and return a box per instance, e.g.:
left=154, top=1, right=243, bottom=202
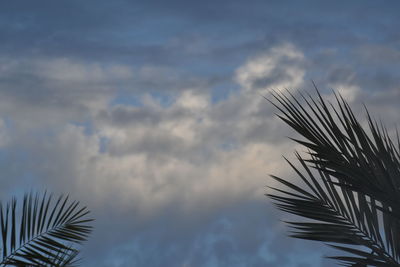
left=0, top=192, right=93, bottom=266
left=267, top=87, right=400, bottom=266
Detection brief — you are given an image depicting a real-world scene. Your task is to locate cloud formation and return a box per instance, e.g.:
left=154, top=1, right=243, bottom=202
left=0, top=41, right=323, bottom=266
left=1, top=1, right=400, bottom=266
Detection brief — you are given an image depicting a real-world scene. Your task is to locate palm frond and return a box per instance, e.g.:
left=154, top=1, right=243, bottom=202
left=0, top=192, right=93, bottom=267
left=268, top=88, right=400, bottom=266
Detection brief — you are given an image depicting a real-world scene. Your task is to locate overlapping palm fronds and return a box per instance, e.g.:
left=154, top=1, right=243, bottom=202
left=267, top=87, right=400, bottom=266
left=0, top=192, right=93, bottom=266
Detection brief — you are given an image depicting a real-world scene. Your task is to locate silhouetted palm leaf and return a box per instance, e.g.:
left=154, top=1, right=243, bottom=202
left=0, top=192, right=93, bottom=266
left=267, top=87, right=400, bottom=266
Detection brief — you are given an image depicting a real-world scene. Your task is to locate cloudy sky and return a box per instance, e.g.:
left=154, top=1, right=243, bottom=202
left=1, top=1, right=400, bottom=266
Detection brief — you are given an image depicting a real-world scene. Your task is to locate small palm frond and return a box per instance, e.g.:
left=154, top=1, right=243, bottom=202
left=0, top=192, right=93, bottom=266
left=267, top=88, right=400, bottom=266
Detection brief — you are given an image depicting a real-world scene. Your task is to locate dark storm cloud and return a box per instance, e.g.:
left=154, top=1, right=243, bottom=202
left=2, top=0, right=398, bottom=68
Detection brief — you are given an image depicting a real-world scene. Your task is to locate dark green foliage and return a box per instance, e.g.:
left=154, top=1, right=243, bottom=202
left=267, top=88, right=400, bottom=266
left=0, top=192, right=93, bottom=266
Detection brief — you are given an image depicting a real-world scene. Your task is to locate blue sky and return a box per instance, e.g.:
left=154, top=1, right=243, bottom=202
left=1, top=1, right=400, bottom=266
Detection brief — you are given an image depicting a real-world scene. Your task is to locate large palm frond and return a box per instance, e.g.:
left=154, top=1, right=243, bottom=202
left=267, top=88, right=400, bottom=266
left=0, top=192, right=93, bottom=266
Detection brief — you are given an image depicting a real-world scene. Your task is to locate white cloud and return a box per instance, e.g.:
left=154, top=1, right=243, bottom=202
left=235, top=43, right=306, bottom=94
left=61, top=45, right=303, bottom=218
left=0, top=45, right=300, bottom=220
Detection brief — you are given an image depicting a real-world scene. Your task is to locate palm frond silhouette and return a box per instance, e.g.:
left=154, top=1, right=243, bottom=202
left=0, top=192, right=93, bottom=266
left=267, top=88, right=400, bottom=266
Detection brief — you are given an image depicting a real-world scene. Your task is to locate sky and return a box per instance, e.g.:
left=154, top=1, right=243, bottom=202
left=1, top=1, right=400, bottom=266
